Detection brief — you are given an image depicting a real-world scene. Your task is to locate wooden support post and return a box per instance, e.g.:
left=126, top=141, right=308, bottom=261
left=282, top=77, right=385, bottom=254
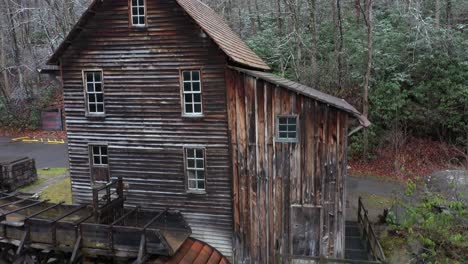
left=70, top=235, right=82, bottom=263
left=15, top=230, right=29, bottom=256
left=135, top=233, right=146, bottom=264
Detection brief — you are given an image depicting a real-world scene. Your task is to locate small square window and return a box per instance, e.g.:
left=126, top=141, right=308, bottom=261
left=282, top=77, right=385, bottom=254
left=91, top=145, right=108, bottom=166
left=181, top=70, right=203, bottom=116
left=277, top=116, right=298, bottom=142
left=185, top=147, right=206, bottom=192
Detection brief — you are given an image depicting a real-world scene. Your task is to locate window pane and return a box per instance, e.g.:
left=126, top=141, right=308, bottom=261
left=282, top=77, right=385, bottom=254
left=138, top=0, right=144, bottom=6
left=89, top=104, right=97, bottom=113
left=198, top=180, right=205, bottom=190
left=197, top=170, right=205, bottom=180
left=187, top=170, right=196, bottom=180
left=87, top=84, right=94, bottom=92
left=87, top=74, right=94, bottom=83
left=188, top=180, right=196, bottom=189
left=288, top=124, right=296, bottom=132
left=94, top=73, right=101, bottom=82
left=101, top=147, right=107, bottom=155
left=288, top=132, right=296, bottom=138
left=185, top=104, right=193, bottom=113
left=279, top=117, right=287, bottom=125
left=279, top=132, right=288, bottom=138
left=95, top=83, right=102, bottom=92
left=139, top=7, right=145, bottom=15
left=185, top=94, right=192, bottom=103
left=132, top=0, right=138, bottom=6
left=97, top=104, right=104, bottom=113
left=96, top=94, right=103, bottom=103
left=93, top=147, right=100, bottom=155
left=194, top=104, right=202, bottom=113
left=184, top=83, right=191, bottom=92
left=192, top=71, right=200, bottom=81
left=192, top=82, right=200, bottom=92
left=89, top=94, right=96, bottom=103
left=133, top=17, right=138, bottom=25
left=94, top=156, right=100, bottom=165
left=196, top=149, right=203, bottom=158
left=101, top=157, right=108, bottom=165
left=183, top=71, right=191, bottom=81
left=138, top=17, right=145, bottom=25
left=288, top=117, right=296, bottom=125
left=196, top=159, right=204, bottom=168
left=188, top=159, right=195, bottom=168
left=193, top=93, right=201, bottom=103
left=279, top=125, right=287, bottom=132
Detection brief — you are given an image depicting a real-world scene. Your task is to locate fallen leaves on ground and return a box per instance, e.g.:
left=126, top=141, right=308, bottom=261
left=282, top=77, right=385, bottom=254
left=349, top=137, right=465, bottom=181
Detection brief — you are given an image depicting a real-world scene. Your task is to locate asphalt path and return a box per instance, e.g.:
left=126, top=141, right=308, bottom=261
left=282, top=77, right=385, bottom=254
left=0, top=137, right=69, bottom=168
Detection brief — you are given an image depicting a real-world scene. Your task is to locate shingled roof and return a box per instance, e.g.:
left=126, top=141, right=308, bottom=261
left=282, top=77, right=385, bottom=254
left=47, top=0, right=270, bottom=71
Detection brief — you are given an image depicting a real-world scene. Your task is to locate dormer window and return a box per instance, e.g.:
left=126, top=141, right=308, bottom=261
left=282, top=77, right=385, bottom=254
left=131, top=0, right=146, bottom=27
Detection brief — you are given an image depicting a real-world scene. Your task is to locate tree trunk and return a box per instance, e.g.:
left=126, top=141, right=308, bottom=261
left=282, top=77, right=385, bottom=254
left=248, top=0, right=256, bottom=35
left=276, top=0, right=286, bottom=75
left=3, top=0, right=27, bottom=98
left=254, top=0, right=262, bottom=31
left=332, top=0, right=344, bottom=94
left=446, top=0, right=452, bottom=29
left=435, top=0, right=441, bottom=28
left=363, top=0, right=373, bottom=159
left=355, top=0, right=361, bottom=24
left=308, top=0, right=318, bottom=88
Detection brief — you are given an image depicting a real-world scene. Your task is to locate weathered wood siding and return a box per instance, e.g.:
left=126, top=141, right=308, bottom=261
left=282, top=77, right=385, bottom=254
left=226, top=68, right=349, bottom=263
left=59, top=0, right=233, bottom=257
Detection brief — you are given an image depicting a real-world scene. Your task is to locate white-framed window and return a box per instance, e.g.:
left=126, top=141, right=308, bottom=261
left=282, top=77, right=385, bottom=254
left=182, top=70, right=203, bottom=116
left=91, top=145, right=108, bottom=166
left=84, top=71, right=105, bottom=115
left=185, top=147, right=206, bottom=192
left=131, top=0, right=146, bottom=26
left=276, top=115, right=298, bottom=142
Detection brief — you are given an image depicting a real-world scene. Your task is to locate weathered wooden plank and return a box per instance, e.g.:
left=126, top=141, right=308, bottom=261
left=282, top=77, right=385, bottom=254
left=236, top=72, right=249, bottom=260
left=255, top=79, right=267, bottom=263
left=244, top=76, right=257, bottom=260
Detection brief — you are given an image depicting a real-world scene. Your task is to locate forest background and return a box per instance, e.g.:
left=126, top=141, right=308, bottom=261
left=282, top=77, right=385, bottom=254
left=0, top=0, right=466, bottom=179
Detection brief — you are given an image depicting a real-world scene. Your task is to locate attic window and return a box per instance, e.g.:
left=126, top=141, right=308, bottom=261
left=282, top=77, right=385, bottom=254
left=131, top=0, right=146, bottom=26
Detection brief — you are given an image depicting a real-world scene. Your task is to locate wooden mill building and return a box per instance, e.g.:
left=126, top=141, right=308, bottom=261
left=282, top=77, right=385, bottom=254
left=46, top=0, right=370, bottom=262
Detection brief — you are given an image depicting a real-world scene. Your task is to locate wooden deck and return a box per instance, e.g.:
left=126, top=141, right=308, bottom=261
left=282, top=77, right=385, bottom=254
left=0, top=178, right=191, bottom=263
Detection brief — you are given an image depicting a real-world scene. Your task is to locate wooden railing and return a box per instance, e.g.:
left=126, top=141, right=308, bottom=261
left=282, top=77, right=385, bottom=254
left=358, top=197, right=386, bottom=263
left=92, top=177, right=125, bottom=223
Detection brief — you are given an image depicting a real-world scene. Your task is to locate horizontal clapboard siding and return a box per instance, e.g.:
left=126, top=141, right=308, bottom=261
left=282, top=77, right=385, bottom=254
left=61, top=0, right=233, bottom=257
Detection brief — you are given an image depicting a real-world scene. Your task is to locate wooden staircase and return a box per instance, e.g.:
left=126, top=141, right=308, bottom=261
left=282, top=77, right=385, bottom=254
left=345, top=221, right=373, bottom=261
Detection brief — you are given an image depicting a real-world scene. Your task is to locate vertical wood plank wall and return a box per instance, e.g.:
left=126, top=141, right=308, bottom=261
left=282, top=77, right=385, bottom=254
left=226, top=69, right=349, bottom=263
left=60, top=0, right=233, bottom=257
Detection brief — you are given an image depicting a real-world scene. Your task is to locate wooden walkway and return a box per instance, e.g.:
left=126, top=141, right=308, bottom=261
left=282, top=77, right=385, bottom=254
left=0, top=178, right=191, bottom=263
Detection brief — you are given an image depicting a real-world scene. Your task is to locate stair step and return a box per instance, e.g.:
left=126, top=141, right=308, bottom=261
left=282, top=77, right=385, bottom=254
left=346, top=237, right=367, bottom=251
left=345, top=226, right=361, bottom=237
left=345, top=249, right=371, bottom=261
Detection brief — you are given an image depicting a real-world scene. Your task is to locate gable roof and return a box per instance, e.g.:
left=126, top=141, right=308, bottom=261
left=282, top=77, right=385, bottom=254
left=47, top=0, right=270, bottom=71
left=229, top=66, right=371, bottom=127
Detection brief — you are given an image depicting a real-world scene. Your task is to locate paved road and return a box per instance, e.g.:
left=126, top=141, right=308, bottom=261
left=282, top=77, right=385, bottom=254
left=0, top=137, right=69, bottom=168
left=346, top=175, right=404, bottom=221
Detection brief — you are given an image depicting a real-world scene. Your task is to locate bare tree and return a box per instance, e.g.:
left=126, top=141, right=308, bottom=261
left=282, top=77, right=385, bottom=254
left=363, top=0, right=373, bottom=159
left=332, top=0, right=344, bottom=93
left=308, top=0, right=319, bottom=88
